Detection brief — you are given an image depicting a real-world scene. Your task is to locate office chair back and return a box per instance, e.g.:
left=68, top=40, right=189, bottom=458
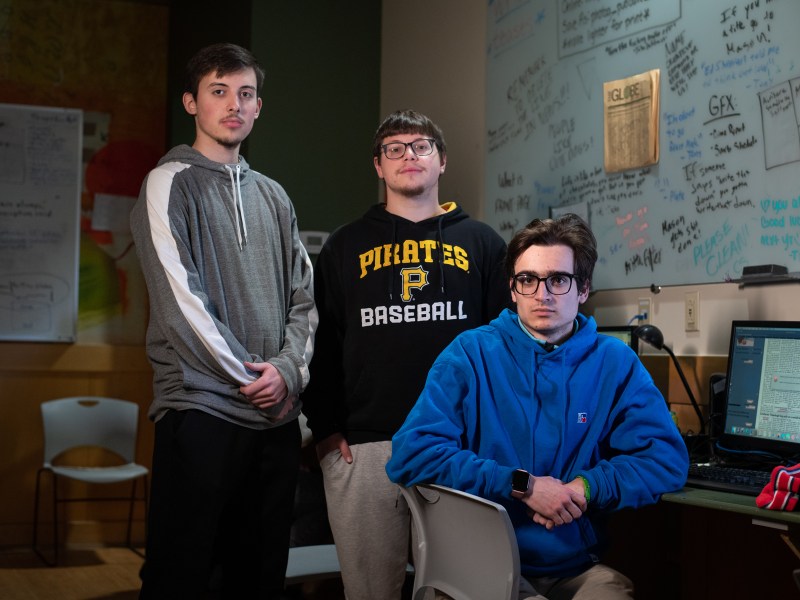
left=401, top=484, right=520, bottom=600
left=42, top=396, right=139, bottom=467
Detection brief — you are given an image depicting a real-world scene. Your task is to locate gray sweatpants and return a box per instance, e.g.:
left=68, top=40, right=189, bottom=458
left=319, top=441, right=410, bottom=600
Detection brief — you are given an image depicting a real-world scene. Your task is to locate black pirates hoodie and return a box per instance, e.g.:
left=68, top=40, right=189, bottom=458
left=302, top=202, right=509, bottom=445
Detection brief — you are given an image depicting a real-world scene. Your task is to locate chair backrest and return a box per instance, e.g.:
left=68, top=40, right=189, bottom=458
left=401, top=483, right=520, bottom=600
left=41, top=397, right=140, bottom=465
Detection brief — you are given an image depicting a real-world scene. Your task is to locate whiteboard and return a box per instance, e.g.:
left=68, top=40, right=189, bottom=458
left=486, top=0, right=800, bottom=290
left=0, top=104, right=82, bottom=342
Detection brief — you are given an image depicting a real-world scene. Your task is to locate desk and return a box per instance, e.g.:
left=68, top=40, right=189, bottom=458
left=663, top=487, right=800, bottom=526
left=604, top=487, right=800, bottom=599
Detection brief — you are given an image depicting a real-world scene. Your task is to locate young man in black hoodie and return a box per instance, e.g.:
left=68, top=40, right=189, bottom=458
left=302, top=110, right=509, bottom=599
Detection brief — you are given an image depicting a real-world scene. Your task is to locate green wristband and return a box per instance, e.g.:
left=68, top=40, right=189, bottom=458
left=576, top=475, right=590, bottom=502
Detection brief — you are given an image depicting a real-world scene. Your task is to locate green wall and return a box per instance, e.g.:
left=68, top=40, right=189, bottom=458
left=168, top=2, right=382, bottom=235
left=248, top=3, right=382, bottom=233
left=167, top=0, right=254, bottom=161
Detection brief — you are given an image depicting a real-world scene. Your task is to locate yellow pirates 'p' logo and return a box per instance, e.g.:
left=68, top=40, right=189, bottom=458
left=400, top=265, right=429, bottom=302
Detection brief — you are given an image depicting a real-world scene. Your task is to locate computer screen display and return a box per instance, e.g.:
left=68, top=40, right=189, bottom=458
left=720, top=321, right=800, bottom=460
left=597, top=325, right=639, bottom=353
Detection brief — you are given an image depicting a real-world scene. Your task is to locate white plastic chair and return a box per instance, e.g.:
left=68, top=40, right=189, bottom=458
left=401, top=483, right=520, bottom=600
left=32, top=396, right=149, bottom=565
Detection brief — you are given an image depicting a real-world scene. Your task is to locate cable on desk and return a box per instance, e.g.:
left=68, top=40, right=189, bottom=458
left=713, top=440, right=787, bottom=466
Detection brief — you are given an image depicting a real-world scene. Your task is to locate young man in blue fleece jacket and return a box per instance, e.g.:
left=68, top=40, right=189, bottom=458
left=386, top=213, right=689, bottom=599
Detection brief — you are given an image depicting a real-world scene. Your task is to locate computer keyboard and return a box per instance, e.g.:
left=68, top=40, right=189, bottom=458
left=686, top=463, right=773, bottom=496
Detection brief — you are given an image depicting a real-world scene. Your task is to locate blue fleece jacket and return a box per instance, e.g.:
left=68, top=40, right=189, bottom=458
left=386, top=309, right=688, bottom=578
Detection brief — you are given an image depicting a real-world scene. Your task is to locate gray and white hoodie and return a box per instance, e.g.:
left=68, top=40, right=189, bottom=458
left=131, top=144, right=316, bottom=429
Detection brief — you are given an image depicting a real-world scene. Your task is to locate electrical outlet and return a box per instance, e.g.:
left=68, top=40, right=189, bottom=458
left=637, top=298, right=651, bottom=325
left=685, top=291, right=699, bottom=332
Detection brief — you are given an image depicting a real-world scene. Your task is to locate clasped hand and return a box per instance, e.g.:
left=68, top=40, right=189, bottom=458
left=522, top=475, right=588, bottom=530
left=240, top=361, right=288, bottom=409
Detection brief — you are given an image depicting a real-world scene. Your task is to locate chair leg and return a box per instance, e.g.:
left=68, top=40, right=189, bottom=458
left=141, top=475, right=149, bottom=555
left=32, top=469, right=56, bottom=567
left=143, top=475, right=149, bottom=534
left=126, top=479, right=135, bottom=547
left=32, top=469, right=47, bottom=566
left=126, top=476, right=147, bottom=559
left=51, top=473, right=59, bottom=566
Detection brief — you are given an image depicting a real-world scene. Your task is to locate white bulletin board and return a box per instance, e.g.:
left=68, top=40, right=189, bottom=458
left=0, top=104, right=82, bottom=341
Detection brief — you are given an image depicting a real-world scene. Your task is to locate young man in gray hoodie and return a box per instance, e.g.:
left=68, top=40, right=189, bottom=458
left=131, top=43, right=315, bottom=599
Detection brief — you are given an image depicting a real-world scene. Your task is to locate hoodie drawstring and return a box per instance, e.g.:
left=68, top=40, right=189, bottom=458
left=436, top=217, right=446, bottom=294
left=388, top=218, right=397, bottom=300
left=384, top=208, right=449, bottom=299
left=225, top=164, right=248, bottom=250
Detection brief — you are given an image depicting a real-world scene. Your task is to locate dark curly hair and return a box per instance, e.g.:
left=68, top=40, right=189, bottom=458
left=504, top=213, right=597, bottom=294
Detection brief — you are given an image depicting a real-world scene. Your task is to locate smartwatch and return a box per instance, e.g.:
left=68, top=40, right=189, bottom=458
left=511, top=469, right=533, bottom=499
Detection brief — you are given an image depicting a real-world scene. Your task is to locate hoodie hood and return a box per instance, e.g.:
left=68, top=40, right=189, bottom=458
left=157, top=143, right=251, bottom=172
left=498, top=309, right=598, bottom=367
left=160, top=144, right=251, bottom=250
left=361, top=200, right=468, bottom=227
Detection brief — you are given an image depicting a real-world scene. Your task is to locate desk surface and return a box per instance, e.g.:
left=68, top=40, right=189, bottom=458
left=664, top=486, right=800, bottom=526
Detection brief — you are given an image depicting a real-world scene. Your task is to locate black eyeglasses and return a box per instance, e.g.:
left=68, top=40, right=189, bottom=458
left=379, top=138, right=437, bottom=160
left=512, top=272, right=575, bottom=296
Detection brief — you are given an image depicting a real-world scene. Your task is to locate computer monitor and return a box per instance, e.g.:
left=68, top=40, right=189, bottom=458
left=718, top=320, right=800, bottom=461
left=597, top=325, right=639, bottom=353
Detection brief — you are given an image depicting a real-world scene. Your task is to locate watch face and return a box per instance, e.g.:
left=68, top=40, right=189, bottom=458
left=512, top=470, right=529, bottom=492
